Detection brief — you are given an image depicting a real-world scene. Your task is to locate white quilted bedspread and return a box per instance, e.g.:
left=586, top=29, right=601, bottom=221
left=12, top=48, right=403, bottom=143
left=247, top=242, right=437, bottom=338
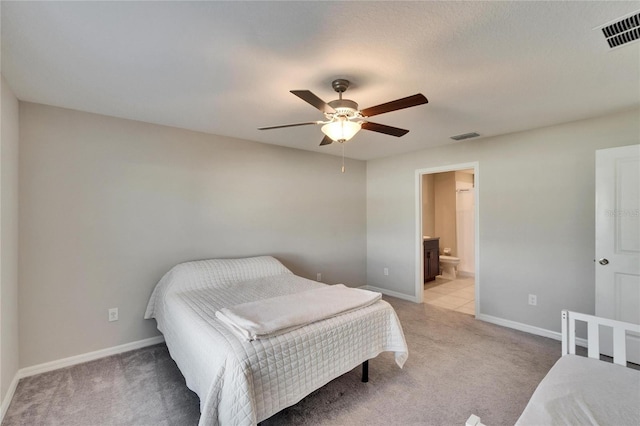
left=144, top=256, right=408, bottom=426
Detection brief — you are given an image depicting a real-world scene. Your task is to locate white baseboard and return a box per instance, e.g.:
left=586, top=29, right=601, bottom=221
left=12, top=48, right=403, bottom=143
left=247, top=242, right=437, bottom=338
left=0, top=372, right=20, bottom=423
left=19, top=335, right=165, bottom=379
left=363, top=285, right=419, bottom=303
left=477, top=313, right=587, bottom=348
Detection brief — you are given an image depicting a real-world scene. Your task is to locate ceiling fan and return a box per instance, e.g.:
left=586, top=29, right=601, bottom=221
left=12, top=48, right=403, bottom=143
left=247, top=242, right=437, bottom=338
left=259, top=79, right=428, bottom=146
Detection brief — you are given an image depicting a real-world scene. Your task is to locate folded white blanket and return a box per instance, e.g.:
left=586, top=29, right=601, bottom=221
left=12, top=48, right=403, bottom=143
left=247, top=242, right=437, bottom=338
left=215, top=284, right=382, bottom=341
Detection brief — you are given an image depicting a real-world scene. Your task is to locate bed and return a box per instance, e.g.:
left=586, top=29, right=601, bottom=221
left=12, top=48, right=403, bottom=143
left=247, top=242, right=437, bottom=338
left=467, top=310, right=640, bottom=426
left=144, top=256, right=408, bottom=426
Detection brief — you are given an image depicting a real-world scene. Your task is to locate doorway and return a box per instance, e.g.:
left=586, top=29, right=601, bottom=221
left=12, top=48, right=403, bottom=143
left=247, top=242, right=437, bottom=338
left=415, top=162, right=479, bottom=316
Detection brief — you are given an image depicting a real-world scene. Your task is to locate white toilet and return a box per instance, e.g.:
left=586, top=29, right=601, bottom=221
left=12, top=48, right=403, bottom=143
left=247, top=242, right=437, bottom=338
left=439, top=248, right=460, bottom=280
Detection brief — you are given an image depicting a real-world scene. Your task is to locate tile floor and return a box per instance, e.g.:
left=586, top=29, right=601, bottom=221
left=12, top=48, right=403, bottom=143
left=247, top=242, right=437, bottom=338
left=424, top=275, right=475, bottom=315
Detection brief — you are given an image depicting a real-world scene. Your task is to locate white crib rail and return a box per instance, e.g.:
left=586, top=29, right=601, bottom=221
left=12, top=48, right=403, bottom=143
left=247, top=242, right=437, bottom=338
left=562, top=310, right=640, bottom=366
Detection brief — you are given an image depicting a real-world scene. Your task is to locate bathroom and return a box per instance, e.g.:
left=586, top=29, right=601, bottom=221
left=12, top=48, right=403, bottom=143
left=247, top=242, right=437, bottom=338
left=421, top=169, right=475, bottom=315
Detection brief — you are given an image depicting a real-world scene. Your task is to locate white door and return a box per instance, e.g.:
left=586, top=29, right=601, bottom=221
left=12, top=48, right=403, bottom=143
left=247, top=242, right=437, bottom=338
left=595, top=144, right=640, bottom=364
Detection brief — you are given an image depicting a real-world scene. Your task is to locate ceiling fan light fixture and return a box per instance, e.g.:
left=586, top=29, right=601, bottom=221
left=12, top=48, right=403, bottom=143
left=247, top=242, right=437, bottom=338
left=321, top=118, right=361, bottom=143
left=260, top=79, right=427, bottom=148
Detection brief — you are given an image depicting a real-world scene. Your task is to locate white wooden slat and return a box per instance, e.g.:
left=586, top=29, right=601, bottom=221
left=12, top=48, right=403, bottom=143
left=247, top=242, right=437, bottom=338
left=613, top=327, right=627, bottom=366
left=588, top=321, right=600, bottom=360
left=561, top=310, right=568, bottom=356
left=569, top=315, right=576, bottom=355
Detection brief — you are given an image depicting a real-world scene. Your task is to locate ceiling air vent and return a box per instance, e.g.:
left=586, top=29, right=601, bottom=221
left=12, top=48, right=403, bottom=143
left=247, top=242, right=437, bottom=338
left=450, top=132, right=480, bottom=141
left=597, top=11, right=640, bottom=49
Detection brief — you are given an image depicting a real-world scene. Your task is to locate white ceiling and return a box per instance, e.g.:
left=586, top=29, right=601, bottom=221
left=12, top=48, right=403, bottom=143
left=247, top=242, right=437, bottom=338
left=2, top=1, right=639, bottom=160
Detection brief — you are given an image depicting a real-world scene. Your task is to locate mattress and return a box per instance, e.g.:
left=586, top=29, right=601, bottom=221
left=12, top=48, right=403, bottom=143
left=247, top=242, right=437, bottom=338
left=515, top=354, right=640, bottom=425
left=144, top=256, right=408, bottom=425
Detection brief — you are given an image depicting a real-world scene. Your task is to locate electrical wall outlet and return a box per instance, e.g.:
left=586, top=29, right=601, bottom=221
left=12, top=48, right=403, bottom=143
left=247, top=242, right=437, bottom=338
left=528, top=294, right=537, bottom=306
left=384, top=267, right=389, bottom=276
left=316, top=273, right=322, bottom=282
left=108, top=307, right=119, bottom=322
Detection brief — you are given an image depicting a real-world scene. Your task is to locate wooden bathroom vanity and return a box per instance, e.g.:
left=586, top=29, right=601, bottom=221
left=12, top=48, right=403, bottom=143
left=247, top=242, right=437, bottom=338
left=423, top=237, right=440, bottom=282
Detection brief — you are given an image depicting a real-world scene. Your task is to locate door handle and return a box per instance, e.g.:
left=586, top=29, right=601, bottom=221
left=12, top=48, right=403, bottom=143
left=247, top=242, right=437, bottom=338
left=598, top=258, right=609, bottom=265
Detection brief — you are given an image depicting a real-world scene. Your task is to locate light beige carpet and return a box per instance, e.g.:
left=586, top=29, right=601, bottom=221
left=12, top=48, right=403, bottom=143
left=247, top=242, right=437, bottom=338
left=3, top=297, right=562, bottom=426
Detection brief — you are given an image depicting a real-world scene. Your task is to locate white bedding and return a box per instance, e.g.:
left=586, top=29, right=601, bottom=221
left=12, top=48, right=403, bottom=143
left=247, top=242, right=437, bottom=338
left=515, top=355, right=640, bottom=425
left=144, top=256, right=408, bottom=426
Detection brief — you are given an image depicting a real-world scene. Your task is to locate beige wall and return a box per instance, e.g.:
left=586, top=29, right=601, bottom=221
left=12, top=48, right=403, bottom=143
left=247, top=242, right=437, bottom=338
left=455, top=171, right=474, bottom=185
left=421, top=174, right=435, bottom=238
left=422, top=171, right=473, bottom=257
left=1, top=76, right=20, bottom=403
left=367, top=108, right=640, bottom=333
left=434, top=172, right=457, bottom=256
left=18, top=102, right=367, bottom=367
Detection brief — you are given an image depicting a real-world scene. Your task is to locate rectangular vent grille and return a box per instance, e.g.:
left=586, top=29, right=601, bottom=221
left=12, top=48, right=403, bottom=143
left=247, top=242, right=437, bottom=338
left=450, top=132, right=480, bottom=141
left=600, top=11, right=640, bottom=49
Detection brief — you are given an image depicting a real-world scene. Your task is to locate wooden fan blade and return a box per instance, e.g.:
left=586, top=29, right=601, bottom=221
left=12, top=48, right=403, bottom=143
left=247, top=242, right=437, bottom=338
left=319, top=135, right=333, bottom=146
left=290, top=90, right=335, bottom=113
left=258, top=121, right=321, bottom=130
left=360, top=94, right=428, bottom=118
left=361, top=121, right=409, bottom=137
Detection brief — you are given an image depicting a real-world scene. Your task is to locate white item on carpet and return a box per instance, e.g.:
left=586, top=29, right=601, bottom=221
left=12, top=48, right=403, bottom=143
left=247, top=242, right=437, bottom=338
left=465, top=414, right=486, bottom=426
left=145, top=256, right=408, bottom=426
left=215, top=284, right=381, bottom=340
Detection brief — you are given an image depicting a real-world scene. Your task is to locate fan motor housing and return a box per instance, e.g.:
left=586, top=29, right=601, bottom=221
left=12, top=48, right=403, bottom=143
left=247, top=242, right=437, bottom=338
left=327, top=99, right=359, bottom=119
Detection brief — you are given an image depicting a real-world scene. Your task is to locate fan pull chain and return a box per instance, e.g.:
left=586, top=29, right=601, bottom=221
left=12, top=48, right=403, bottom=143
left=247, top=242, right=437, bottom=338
left=341, top=143, right=345, bottom=173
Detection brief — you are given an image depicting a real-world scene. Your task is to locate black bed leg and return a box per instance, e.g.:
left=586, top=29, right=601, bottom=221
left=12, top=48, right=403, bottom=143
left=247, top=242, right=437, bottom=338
left=361, top=360, right=369, bottom=383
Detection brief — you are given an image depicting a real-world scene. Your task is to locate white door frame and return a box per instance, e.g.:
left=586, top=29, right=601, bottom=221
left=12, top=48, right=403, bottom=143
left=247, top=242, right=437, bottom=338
left=415, top=162, right=480, bottom=314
